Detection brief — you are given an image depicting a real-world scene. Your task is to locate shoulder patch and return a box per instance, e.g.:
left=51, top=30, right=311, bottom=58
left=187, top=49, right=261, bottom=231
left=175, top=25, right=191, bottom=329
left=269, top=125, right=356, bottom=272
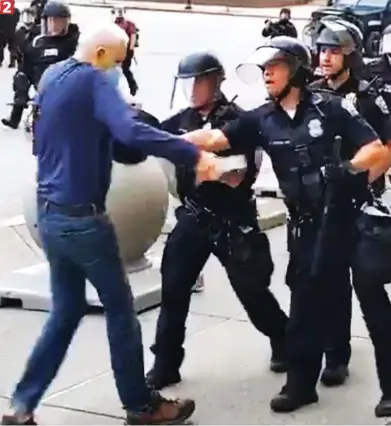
left=341, top=97, right=359, bottom=117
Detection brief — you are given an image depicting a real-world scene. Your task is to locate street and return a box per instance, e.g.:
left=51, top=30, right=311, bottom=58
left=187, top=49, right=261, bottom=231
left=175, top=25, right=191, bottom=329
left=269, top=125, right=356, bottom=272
left=0, top=4, right=388, bottom=424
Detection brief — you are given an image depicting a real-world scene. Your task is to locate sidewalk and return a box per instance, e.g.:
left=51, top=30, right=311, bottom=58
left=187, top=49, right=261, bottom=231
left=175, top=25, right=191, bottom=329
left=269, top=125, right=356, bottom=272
left=65, top=0, right=320, bottom=20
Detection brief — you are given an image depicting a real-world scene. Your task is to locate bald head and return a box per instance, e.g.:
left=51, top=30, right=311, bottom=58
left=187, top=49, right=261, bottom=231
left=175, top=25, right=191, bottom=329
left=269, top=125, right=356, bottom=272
left=74, top=23, right=129, bottom=69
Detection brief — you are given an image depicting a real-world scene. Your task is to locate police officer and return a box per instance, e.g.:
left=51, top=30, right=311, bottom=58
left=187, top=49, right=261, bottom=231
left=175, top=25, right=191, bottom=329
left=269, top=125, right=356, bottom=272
left=182, top=36, right=387, bottom=412
left=307, top=18, right=391, bottom=388
left=2, top=1, right=79, bottom=130
left=262, top=8, right=298, bottom=39
left=0, top=9, right=21, bottom=67
left=367, top=24, right=391, bottom=111
left=146, top=51, right=289, bottom=390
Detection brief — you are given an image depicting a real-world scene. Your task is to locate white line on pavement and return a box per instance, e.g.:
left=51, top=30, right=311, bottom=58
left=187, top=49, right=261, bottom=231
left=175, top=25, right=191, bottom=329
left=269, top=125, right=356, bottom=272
left=0, top=215, right=26, bottom=228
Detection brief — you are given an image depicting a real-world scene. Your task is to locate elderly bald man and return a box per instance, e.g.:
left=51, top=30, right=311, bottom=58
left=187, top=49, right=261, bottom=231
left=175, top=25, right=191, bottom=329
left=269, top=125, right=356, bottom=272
left=1, top=23, right=219, bottom=426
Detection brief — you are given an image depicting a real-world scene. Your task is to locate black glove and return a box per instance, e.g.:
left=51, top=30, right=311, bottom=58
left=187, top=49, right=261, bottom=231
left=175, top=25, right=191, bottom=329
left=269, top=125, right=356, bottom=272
left=323, top=160, right=359, bottom=182
left=323, top=161, right=368, bottom=195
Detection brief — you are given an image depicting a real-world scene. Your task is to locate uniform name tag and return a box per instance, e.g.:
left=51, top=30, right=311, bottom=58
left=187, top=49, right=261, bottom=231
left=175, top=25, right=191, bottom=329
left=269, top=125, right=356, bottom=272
left=217, top=155, right=247, bottom=172
left=44, top=48, right=58, bottom=56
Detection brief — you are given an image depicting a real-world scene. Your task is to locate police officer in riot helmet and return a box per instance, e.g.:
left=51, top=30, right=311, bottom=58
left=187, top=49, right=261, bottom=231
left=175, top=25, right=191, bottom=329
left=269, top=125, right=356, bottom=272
left=308, top=17, right=391, bottom=389
left=2, top=1, right=79, bottom=130
left=367, top=24, right=391, bottom=111
left=146, top=51, right=289, bottom=391
left=180, top=36, right=387, bottom=412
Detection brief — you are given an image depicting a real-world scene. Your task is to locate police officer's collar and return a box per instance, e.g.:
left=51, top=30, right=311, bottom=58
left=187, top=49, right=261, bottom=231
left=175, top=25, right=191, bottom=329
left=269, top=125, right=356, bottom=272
left=322, top=74, right=358, bottom=95
left=268, top=88, right=313, bottom=116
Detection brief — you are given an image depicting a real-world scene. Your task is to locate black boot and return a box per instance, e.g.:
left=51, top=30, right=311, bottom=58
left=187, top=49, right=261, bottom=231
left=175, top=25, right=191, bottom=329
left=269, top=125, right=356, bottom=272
left=270, top=385, right=318, bottom=413
left=320, top=365, right=349, bottom=387
left=375, top=396, right=391, bottom=417
left=1, top=414, right=36, bottom=425
left=2, top=105, right=24, bottom=129
left=270, top=337, right=288, bottom=373
left=145, top=366, right=182, bottom=390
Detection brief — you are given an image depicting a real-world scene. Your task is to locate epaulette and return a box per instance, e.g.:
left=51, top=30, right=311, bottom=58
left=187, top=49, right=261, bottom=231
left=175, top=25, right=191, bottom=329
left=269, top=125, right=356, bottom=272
left=309, top=88, right=341, bottom=103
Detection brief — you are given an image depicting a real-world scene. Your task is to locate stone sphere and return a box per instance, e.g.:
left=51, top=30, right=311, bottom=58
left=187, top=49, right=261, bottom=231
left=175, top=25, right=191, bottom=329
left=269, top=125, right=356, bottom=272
left=159, top=159, right=179, bottom=199
left=23, top=158, right=169, bottom=266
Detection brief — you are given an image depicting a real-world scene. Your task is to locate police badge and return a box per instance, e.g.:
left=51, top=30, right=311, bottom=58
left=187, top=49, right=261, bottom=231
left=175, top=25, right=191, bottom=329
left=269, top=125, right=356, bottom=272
left=308, top=118, right=323, bottom=138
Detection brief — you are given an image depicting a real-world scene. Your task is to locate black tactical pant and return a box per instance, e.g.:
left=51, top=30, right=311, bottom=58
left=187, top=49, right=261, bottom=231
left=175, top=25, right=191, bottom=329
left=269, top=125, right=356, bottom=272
left=284, top=217, right=353, bottom=394
left=0, top=33, right=16, bottom=65
left=151, top=206, right=288, bottom=372
left=352, top=234, right=391, bottom=398
left=6, top=71, right=33, bottom=126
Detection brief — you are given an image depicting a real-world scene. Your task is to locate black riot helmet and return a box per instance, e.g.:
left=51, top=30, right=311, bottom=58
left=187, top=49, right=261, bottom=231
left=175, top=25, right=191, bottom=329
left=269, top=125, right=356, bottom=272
left=316, top=17, right=364, bottom=79
left=176, top=52, right=224, bottom=79
left=236, top=36, right=312, bottom=101
left=41, top=1, right=70, bottom=35
left=42, top=1, right=70, bottom=17
left=170, top=51, right=225, bottom=109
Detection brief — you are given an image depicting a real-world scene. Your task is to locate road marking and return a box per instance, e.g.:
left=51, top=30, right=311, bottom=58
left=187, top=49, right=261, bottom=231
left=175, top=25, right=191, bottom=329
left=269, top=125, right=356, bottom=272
left=0, top=215, right=26, bottom=228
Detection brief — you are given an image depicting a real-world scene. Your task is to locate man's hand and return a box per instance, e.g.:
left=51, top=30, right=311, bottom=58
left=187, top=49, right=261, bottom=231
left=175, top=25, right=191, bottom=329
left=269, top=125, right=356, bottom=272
left=195, top=151, right=221, bottom=183
left=183, top=129, right=229, bottom=152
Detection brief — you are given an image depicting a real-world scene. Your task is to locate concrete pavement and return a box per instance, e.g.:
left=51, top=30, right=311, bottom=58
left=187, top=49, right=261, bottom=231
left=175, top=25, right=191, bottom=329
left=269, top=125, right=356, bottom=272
left=0, top=226, right=388, bottom=424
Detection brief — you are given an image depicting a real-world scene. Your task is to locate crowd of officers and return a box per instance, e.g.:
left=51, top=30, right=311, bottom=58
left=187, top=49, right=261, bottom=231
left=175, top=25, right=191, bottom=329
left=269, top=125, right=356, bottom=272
left=2, top=3, right=391, bottom=422
left=0, top=0, right=139, bottom=130
left=142, top=16, right=391, bottom=419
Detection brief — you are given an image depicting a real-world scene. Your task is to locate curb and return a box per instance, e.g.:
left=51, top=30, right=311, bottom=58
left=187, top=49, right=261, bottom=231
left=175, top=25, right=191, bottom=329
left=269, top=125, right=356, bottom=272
left=67, top=0, right=313, bottom=20
left=259, top=210, right=286, bottom=231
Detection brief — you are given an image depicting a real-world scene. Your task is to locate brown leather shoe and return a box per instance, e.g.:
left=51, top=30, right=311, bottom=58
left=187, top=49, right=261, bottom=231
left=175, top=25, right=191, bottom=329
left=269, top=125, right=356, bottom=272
left=126, top=392, right=195, bottom=425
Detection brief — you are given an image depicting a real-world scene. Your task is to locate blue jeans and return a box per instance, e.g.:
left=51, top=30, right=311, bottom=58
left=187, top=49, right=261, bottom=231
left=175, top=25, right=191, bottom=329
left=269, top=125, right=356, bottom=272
left=12, top=206, right=152, bottom=413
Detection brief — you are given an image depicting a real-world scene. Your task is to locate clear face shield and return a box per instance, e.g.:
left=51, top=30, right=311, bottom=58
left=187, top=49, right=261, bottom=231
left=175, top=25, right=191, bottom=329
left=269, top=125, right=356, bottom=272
left=21, top=9, right=35, bottom=26
left=381, top=32, right=391, bottom=61
left=169, top=74, right=220, bottom=111
left=236, top=47, right=297, bottom=100
left=43, top=16, right=69, bottom=36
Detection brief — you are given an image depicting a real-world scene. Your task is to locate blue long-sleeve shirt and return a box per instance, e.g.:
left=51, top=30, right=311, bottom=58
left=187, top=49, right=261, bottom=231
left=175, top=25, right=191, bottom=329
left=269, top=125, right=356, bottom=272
left=33, top=58, right=200, bottom=206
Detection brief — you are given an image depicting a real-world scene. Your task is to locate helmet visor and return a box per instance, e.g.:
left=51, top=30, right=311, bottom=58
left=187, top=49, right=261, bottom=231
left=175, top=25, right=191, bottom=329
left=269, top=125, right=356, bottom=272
left=170, top=74, right=218, bottom=110
left=317, top=20, right=360, bottom=54
left=44, top=16, right=69, bottom=35
left=22, top=9, right=35, bottom=24
left=236, top=47, right=293, bottom=85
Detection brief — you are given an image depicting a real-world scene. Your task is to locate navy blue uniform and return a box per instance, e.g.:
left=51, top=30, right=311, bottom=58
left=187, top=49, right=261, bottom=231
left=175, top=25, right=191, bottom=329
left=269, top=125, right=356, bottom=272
left=223, top=89, right=378, bottom=394
left=305, top=76, right=391, bottom=372
left=149, top=98, right=288, bottom=384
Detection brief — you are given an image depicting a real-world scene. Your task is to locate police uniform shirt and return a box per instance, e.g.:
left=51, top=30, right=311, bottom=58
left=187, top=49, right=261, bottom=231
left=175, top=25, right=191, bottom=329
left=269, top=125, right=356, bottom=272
left=310, top=76, right=391, bottom=144
left=223, top=89, right=379, bottom=203
left=162, top=98, right=259, bottom=208
left=31, top=24, right=79, bottom=84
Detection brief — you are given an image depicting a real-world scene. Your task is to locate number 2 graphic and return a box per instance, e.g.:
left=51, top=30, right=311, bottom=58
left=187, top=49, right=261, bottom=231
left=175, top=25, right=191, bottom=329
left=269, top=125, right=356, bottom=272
left=2, top=1, right=13, bottom=13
